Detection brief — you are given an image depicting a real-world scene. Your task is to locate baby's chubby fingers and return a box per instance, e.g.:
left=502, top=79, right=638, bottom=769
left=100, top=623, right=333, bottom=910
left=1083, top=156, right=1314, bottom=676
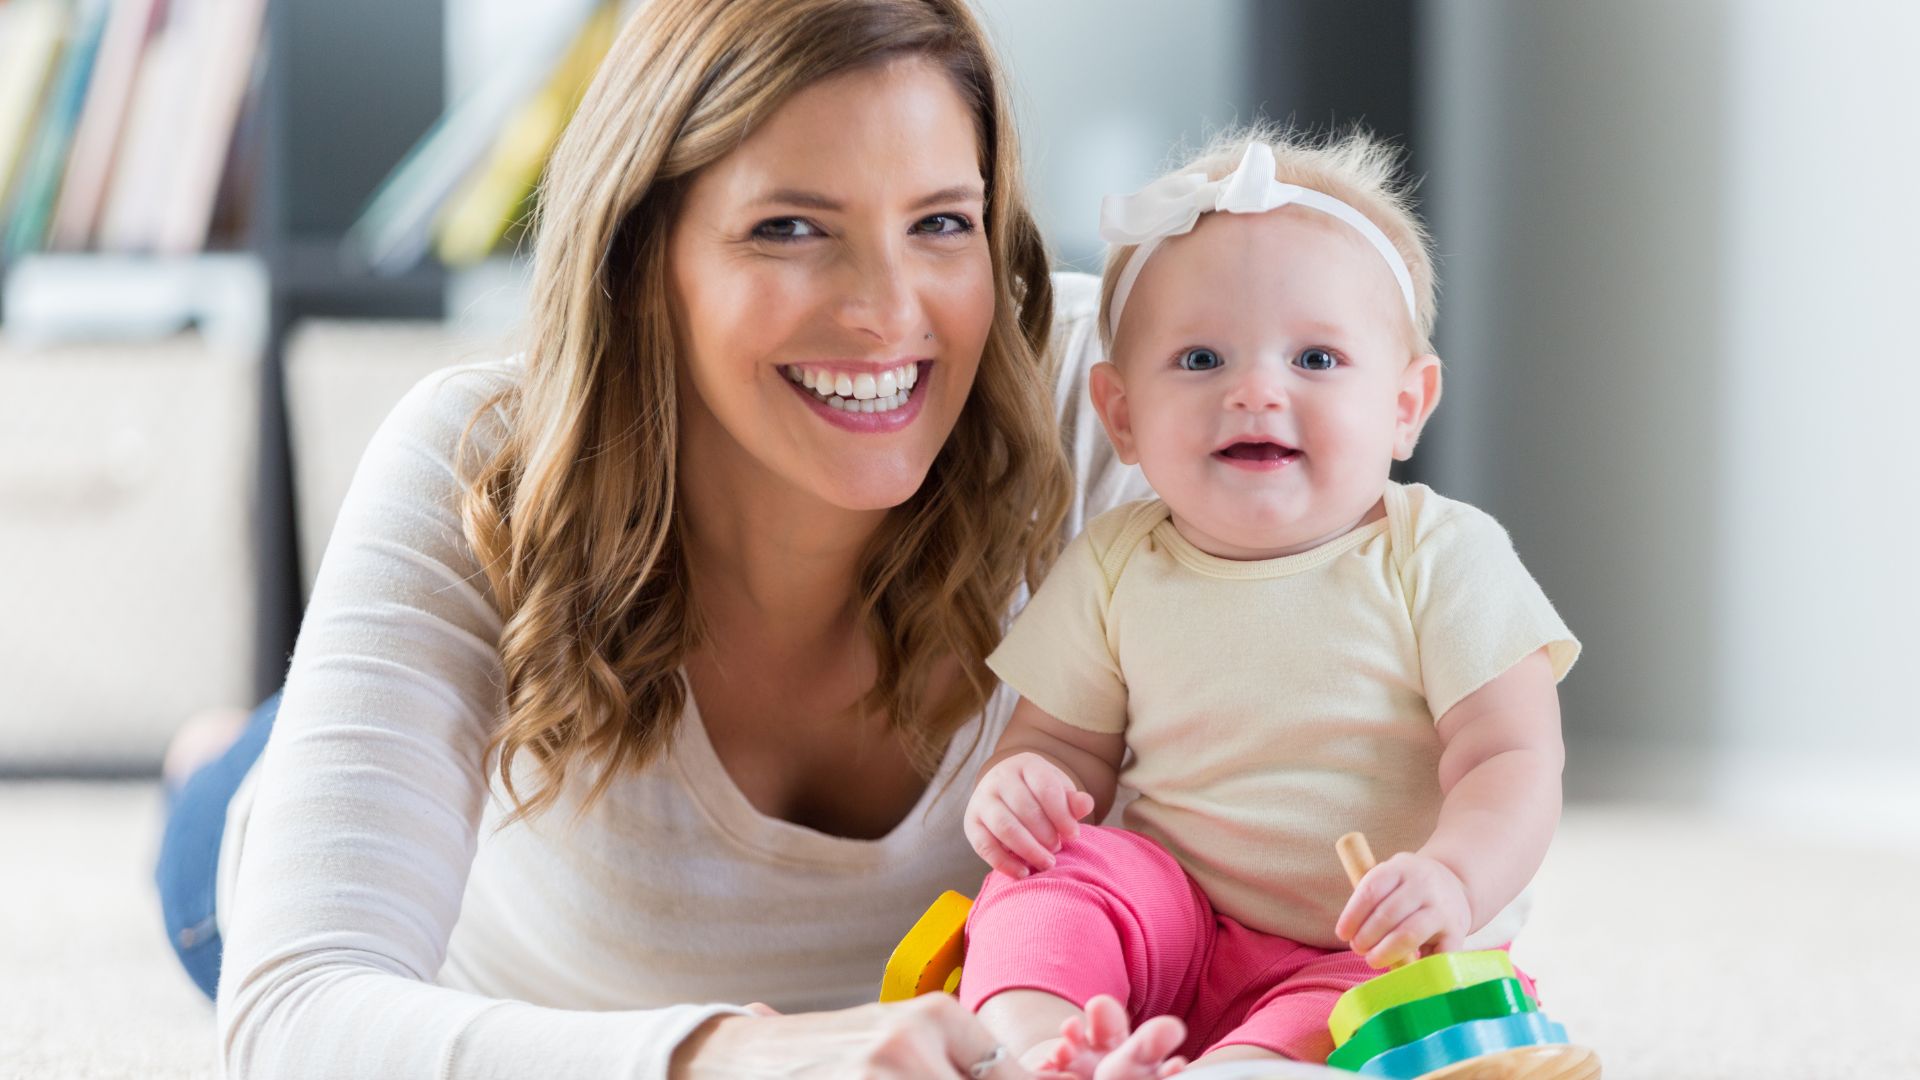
left=998, top=778, right=1065, bottom=853
left=1017, top=757, right=1094, bottom=843
left=964, top=814, right=1037, bottom=879
left=1350, top=877, right=1426, bottom=959
left=1334, top=861, right=1403, bottom=946
left=1367, top=904, right=1447, bottom=969
left=978, top=800, right=1057, bottom=872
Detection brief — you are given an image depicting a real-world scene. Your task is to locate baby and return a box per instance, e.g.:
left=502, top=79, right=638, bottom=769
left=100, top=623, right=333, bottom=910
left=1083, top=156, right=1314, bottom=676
left=957, top=127, right=1580, bottom=1078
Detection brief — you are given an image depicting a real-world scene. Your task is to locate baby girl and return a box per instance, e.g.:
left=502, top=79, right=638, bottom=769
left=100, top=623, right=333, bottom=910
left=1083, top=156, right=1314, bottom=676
left=957, top=128, right=1580, bottom=1078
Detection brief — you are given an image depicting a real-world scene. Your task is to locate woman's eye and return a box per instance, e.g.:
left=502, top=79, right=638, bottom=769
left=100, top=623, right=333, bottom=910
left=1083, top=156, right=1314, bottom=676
left=752, top=218, right=821, bottom=242
left=1176, top=347, right=1223, bottom=371
left=1296, top=347, right=1339, bottom=371
left=912, top=213, right=975, bottom=236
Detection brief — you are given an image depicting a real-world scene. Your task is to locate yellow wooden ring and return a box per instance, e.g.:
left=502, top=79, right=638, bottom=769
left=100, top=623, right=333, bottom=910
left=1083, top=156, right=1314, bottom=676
left=880, top=890, right=973, bottom=1002
left=1329, top=950, right=1516, bottom=1046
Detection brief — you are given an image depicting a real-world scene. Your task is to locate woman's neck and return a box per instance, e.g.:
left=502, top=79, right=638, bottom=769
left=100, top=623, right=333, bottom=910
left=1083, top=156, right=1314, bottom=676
left=678, top=457, right=888, bottom=649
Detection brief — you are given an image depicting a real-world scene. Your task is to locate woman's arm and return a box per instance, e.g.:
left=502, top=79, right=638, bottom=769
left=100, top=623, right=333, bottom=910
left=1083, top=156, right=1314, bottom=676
left=216, top=364, right=743, bottom=1079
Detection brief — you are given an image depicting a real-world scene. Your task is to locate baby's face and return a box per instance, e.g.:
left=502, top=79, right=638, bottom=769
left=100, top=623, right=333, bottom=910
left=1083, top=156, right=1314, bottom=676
left=1096, top=207, right=1440, bottom=560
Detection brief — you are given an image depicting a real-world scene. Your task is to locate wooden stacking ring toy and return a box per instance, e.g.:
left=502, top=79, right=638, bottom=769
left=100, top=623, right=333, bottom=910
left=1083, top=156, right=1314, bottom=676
left=880, top=889, right=972, bottom=1002
left=1327, top=833, right=1601, bottom=1079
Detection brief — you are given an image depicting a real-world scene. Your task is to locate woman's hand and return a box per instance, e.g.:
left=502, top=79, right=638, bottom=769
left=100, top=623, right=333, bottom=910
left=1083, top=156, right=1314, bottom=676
left=671, top=995, right=1029, bottom=1079
left=1333, top=851, right=1473, bottom=969
left=964, top=752, right=1096, bottom=878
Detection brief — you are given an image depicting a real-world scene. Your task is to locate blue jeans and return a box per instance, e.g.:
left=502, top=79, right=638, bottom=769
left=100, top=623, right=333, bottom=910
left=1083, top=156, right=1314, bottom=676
left=154, top=692, right=280, bottom=1000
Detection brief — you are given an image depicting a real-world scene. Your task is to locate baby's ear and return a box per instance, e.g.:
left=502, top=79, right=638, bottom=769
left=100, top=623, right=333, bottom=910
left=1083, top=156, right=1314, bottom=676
left=1088, top=361, right=1140, bottom=465
left=1393, top=354, right=1443, bottom=460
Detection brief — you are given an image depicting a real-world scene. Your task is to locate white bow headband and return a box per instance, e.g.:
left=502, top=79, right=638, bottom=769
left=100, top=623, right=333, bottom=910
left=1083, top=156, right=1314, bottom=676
left=1099, top=142, right=1418, bottom=341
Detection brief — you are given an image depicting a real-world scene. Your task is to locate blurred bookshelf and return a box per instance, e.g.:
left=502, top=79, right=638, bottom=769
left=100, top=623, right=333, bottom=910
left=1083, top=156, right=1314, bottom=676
left=0, top=0, right=606, bottom=751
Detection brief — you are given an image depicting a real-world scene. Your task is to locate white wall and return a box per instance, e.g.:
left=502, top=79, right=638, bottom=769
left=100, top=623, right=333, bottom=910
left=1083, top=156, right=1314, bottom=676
left=1423, top=0, right=1920, bottom=817
left=1717, top=0, right=1920, bottom=759
left=972, top=0, right=1250, bottom=269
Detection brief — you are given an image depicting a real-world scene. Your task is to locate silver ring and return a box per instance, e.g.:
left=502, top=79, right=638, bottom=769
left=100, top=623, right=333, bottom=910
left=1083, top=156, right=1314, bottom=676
left=967, top=1044, right=1009, bottom=1078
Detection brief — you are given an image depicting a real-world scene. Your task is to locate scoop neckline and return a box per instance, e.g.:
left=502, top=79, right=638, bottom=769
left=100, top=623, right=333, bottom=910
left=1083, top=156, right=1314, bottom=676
left=668, top=673, right=984, bottom=867
left=1150, top=508, right=1390, bottom=581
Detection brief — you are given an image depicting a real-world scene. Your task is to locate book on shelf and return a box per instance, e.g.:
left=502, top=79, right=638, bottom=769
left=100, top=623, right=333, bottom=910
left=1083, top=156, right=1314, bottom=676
left=0, top=0, right=267, bottom=260
left=0, top=0, right=70, bottom=216
left=47, top=0, right=165, bottom=250
left=4, top=0, right=111, bottom=258
left=434, top=3, right=617, bottom=268
left=345, top=0, right=611, bottom=276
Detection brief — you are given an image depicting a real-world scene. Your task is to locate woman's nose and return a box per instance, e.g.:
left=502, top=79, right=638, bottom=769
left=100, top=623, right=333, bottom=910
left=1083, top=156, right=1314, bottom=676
left=835, top=241, right=920, bottom=345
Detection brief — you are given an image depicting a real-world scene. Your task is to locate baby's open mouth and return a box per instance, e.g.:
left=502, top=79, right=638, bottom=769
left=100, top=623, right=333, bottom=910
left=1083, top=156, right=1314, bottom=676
left=1213, top=440, right=1300, bottom=463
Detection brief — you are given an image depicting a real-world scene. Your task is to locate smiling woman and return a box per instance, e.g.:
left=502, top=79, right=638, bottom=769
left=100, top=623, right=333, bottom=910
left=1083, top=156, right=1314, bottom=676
left=156, top=0, right=1151, bottom=1078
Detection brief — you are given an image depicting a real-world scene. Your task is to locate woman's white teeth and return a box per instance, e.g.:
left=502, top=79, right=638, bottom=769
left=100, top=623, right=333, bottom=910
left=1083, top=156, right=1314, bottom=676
left=784, top=363, right=920, bottom=413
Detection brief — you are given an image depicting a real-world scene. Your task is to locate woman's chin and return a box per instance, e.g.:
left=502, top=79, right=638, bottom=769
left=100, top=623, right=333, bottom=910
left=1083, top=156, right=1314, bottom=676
left=799, top=458, right=936, bottom=514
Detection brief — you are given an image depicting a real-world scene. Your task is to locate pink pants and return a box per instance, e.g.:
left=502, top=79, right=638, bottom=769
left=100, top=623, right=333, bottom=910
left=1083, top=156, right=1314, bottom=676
left=958, top=826, right=1538, bottom=1063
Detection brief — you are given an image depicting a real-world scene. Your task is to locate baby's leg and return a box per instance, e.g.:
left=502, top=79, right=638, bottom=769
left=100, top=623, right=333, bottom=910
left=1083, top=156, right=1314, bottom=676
left=1199, top=947, right=1379, bottom=1064
left=960, top=826, right=1213, bottom=1071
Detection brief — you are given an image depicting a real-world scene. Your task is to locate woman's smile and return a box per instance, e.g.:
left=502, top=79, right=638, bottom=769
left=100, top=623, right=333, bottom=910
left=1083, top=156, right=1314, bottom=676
left=778, top=359, right=934, bottom=432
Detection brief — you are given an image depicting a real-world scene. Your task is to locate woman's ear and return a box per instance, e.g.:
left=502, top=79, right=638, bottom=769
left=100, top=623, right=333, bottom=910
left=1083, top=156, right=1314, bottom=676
left=1088, top=361, right=1140, bottom=465
left=1393, top=354, right=1443, bottom=461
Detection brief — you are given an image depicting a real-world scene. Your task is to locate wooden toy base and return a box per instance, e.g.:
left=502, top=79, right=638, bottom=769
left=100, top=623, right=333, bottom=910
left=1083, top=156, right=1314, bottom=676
left=1418, top=1044, right=1600, bottom=1080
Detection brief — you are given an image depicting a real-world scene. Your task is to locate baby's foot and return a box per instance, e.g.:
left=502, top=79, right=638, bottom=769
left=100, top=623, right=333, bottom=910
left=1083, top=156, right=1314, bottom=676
left=1032, top=995, right=1186, bottom=1080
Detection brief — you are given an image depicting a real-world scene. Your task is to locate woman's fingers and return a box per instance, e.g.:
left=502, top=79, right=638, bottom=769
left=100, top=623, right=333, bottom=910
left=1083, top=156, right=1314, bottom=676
left=913, top=995, right=1019, bottom=1080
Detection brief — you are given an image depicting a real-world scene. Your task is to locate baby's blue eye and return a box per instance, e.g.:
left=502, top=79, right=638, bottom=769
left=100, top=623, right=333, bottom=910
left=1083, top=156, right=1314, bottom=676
left=1296, top=347, right=1339, bottom=371
left=1178, top=347, right=1223, bottom=371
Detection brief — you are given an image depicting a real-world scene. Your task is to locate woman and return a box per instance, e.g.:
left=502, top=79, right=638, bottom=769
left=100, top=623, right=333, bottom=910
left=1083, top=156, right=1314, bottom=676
left=155, top=0, right=1148, bottom=1076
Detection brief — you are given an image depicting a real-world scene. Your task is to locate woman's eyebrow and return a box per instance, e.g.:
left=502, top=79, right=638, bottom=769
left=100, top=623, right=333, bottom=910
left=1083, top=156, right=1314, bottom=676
left=750, top=184, right=985, bottom=212
left=909, top=183, right=986, bottom=210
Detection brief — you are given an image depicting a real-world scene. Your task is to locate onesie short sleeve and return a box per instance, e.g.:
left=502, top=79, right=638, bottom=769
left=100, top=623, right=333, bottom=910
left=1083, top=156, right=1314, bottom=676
left=985, top=503, right=1151, bottom=735
left=1397, top=488, right=1582, bottom=719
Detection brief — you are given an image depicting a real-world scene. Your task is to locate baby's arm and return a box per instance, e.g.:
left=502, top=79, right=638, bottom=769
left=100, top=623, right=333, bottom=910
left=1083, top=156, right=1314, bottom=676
left=1336, top=647, right=1563, bottom=966
left=964, top=698, right=1126, bottom=877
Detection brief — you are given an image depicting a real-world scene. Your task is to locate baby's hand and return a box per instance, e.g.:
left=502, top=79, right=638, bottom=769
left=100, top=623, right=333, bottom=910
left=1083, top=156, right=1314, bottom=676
left=964, top=752, right=1095, bottom=878
left=1032, top=995, right=1186, bottom=1080
left=1334, top=851, right=1473, bottom=969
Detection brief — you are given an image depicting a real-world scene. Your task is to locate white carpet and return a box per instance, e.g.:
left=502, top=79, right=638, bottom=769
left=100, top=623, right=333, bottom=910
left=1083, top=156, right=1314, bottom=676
left=3, top=782, right=1915, bottom=1079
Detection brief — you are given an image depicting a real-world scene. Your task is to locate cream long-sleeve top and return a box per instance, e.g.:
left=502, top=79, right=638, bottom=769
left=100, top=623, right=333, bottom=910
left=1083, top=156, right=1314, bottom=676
left=213, top=272, right=1150, bottom=1079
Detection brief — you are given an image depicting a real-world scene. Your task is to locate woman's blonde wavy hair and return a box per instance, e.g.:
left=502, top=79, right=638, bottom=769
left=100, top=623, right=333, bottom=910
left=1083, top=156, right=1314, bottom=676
left=459, top=0, right=1070, bottom=822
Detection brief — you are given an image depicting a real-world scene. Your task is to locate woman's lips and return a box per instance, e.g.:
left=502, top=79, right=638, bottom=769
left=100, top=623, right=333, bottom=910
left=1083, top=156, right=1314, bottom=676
left=783, top=360, right=932, bottom=434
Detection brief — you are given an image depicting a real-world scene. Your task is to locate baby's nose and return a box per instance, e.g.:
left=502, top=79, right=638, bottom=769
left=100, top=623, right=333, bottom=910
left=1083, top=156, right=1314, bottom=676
left=1226, top=367, right=1289, bottom=410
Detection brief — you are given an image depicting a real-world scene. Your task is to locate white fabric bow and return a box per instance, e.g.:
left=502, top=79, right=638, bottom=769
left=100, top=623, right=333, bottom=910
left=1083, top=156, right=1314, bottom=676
left=1098, top=142, right=1417, bottom=339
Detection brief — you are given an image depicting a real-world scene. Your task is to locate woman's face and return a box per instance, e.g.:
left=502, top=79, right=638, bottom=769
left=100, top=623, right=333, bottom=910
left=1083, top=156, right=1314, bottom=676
left=668, top=56, right=994, bottom=514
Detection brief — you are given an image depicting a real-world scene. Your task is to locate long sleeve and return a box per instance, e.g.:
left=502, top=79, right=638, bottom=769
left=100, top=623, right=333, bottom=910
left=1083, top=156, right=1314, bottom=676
left=214, top=361, right=743, bottom=1079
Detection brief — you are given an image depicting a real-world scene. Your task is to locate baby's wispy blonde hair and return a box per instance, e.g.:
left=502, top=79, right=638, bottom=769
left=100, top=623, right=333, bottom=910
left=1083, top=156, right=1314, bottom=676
left=1098, top=122, right=1438, bottom=353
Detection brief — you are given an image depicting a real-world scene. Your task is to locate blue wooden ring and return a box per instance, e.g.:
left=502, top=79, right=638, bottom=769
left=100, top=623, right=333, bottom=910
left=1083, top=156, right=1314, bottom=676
left=1357, top=1013, right=1569, bottom=1078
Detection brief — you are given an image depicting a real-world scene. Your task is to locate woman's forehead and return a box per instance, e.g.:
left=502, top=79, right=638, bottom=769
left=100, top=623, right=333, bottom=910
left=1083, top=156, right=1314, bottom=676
left=695, top=57, right=984, bottom=210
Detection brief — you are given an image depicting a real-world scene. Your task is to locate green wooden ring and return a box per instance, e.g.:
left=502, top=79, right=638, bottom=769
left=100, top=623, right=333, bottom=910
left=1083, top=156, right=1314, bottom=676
left=1325, top=977, right=1535, bottom=1072
left=1329, top=950, right=1516, bottom=1046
